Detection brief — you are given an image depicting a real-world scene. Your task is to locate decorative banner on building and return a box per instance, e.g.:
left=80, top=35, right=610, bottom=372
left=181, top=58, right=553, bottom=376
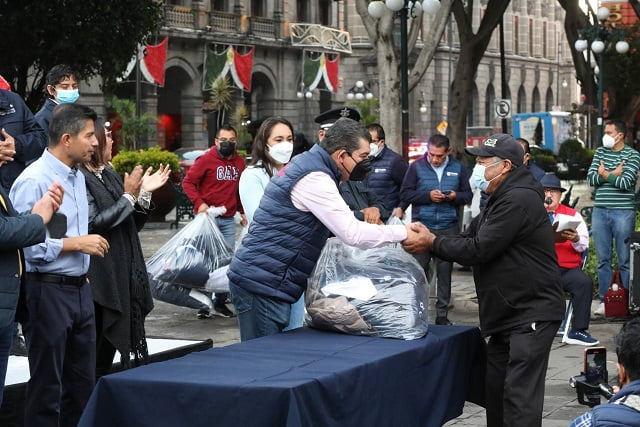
left=302, top=52, right=339, bottom=93
left=203, top=45, right=254, bottom=91
left=602, top=1, right=639, bottom=27
left=118, top=38, right=169, bottom=87
left=0, top=76, right=11, bottom=91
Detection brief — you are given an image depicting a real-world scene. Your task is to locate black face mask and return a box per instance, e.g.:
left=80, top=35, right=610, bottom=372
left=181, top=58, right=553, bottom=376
left=348, top=156, right=372, bottom=181
left=218, top=141, right=235, bottom=157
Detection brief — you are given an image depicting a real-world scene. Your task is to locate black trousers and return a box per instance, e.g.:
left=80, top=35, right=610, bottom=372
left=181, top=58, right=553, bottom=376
left=23, top=279, right=96, bottom=427
left=560, top=267, right=593, bottom=331
left=485, top=320, right=560, bottom=427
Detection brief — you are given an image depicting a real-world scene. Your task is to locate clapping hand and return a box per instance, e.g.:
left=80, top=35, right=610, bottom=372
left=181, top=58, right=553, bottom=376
left=141, top=163, right=171, bottom=192
left=123, top=165, right=144, bottom=197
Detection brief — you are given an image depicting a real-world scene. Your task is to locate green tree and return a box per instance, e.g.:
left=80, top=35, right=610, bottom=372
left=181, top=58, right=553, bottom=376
left=108, top=97, right=157, bottom=150
left=0, top=0, right=162, bottom=110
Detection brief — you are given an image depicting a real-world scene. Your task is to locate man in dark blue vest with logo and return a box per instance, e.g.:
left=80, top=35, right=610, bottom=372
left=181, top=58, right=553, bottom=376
left=400, top=134, right=472, bottom=325
left=227, top=118, right=422, bottom=341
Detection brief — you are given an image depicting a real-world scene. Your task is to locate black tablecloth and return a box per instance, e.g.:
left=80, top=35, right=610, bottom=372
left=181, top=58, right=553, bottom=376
left=79, top=326, right=486, bottom=427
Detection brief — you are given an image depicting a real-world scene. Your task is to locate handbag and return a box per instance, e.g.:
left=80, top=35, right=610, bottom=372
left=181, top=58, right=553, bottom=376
left=604, top=270, right=629, bottom=318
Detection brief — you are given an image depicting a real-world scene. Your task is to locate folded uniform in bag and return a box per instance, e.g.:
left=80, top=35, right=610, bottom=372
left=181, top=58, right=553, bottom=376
left=148, top=274, right=213, bottom=311
left=146, top=210, right=234, bottom=291
left=305, top=238, right=429, bottom=340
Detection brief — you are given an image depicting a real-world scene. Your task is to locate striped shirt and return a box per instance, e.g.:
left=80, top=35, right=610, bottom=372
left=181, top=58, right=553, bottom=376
left=587, top=145, right=640, bottom=209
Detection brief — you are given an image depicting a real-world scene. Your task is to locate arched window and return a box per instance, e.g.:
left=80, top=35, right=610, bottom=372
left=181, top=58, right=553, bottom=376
left=531, top=87, right=540, bottom=112
left=517, top=86, right=526, bottom=113
left=485, top=83, right=496, bottom=126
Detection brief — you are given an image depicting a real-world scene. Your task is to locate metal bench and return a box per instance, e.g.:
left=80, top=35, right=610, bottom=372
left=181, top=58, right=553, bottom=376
left=170, top=177, right=194, bottom=229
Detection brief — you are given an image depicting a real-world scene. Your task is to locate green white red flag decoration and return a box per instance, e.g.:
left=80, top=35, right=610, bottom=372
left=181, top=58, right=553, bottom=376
left=203, top=45, right=254, bottom=91
left=119, top=38, right=169, bottom=86
left=302, top=52, right=339, bottom=93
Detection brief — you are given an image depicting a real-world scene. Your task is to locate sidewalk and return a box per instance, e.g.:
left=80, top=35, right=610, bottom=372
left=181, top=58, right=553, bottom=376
left=140, top=183, right=617, bottom=426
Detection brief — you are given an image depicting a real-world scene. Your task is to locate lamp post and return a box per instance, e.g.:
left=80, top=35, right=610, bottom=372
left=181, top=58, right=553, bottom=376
left=367, top=0, right=441, bottom=160
left=297, top=84, right=313, bottom=138
left=574, top=6, right=629, bottom=144
left=347, top=80, right=374, bottom=100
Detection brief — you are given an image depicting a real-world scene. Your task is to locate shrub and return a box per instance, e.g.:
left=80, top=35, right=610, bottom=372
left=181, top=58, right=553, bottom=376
left=111, top=146, right=181, bottom=176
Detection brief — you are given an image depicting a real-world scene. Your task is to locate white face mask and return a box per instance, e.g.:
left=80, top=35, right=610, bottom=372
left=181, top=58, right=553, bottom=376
left=268, top=141, right=294, bottom=165
left=602, top=134, right=616, bottom=149
left=369, top=143, right=380, bottom=157
left=471, top=160, right=503, bottom=192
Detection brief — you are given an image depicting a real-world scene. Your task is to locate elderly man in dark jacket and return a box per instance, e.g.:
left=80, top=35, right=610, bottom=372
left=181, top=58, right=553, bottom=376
left=404, top=133, right=565, bottom=427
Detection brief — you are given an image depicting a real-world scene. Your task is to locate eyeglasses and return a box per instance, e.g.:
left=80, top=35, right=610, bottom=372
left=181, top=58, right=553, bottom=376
left=544, top=188, right=560, bottom=194
left=217, top=138, right=237, bottom=143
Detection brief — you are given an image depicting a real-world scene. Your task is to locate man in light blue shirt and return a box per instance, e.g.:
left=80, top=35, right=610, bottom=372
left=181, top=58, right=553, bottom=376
left=10, top=103, right=109, bottom=427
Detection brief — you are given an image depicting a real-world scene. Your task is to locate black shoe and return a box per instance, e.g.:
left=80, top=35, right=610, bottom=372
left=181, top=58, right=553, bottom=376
left=435, top=317, right=453, bottom=326
left=212, top=303, right=235, bottom=318
left=197, top=309, right=212, bottom=319
left=10, top=334, right=27, bottom=356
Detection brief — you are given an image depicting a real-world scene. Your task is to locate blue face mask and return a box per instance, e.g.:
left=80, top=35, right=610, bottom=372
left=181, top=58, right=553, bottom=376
left=471, top=160, right=503, bottom=192
left=56, top=89, right=79, bottom=104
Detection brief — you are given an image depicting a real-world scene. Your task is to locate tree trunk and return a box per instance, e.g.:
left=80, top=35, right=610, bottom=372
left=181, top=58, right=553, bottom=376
left=448, top=48, right=476, bottom=155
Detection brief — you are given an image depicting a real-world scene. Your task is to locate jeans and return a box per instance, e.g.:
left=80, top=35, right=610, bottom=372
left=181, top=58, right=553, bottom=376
left=592, top=207, right=635, bottom=299
left=215, top=216, right=236, bottom=303
left=0, top=322, right=15, bottom=408
left=229, top=281, right=291, bottom=341
left=215, top=216, right=236, bottom=251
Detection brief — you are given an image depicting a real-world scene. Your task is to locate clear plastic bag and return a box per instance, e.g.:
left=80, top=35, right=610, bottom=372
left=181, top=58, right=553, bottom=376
left=146, top=209, right=233, bottom=289
left=305, top=238, right=429, bottom=340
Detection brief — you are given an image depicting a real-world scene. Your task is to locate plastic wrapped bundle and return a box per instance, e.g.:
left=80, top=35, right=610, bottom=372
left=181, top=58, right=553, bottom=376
left=148, top=274, right=213, bottom=311
left=305, top=238, right=429, bottom=340
left=146, top=208, right=233, bottom=289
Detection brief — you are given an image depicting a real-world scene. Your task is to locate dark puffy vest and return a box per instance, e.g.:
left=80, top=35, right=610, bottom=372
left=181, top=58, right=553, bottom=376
left=412, top=157, right=464, bottom=230
left=227, top=144, right=341, bottom=303
left=591, top=380, right=640, bottom=427
left=367, top=145, right=404, bottom=211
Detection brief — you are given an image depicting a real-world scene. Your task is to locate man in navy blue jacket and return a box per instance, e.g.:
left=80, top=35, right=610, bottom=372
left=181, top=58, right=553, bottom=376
left=400, top=134, right=471, bottom=325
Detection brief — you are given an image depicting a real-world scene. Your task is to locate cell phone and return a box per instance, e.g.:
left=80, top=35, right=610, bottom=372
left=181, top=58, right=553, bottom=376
left=47, top=213, right=67, bottom=239
left=441, top=190, right=451, bottom=195
left=584, top=346, right=607, bottom=383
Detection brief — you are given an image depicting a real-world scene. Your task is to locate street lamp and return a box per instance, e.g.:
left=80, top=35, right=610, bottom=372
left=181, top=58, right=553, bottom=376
left=347, top=80, right=374, bottom=100
left=297, top=84, right=314, bottom=137
left=419, top=91, right=427, bottom=114
left=367, top=0, right=441, bottom=160
left=574, top=6, right=629, bottom=144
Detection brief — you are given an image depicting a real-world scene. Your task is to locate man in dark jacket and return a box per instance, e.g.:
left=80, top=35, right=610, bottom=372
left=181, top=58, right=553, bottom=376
left=0, top=183, right=63, bottom=407
left=0, top=89, right=48, bottom=192
left=403, top=133, right=565, bottom=427
left=570, top=317, right=640, bottom=426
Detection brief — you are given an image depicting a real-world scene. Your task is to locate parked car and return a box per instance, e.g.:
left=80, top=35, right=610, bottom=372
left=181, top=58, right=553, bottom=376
left=174, top=147, right=207, bottom=174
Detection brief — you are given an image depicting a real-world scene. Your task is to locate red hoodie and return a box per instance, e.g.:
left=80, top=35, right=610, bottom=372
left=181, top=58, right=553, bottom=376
left=182, top=148, right=245, bottom=217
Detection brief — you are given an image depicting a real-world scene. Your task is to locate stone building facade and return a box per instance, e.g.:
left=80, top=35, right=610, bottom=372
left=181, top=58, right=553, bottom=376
left=82, top=0, right=577, bottom=150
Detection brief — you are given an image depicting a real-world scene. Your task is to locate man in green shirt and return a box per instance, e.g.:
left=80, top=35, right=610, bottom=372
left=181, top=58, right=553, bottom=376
left=587, top=119, right=640, bottom=315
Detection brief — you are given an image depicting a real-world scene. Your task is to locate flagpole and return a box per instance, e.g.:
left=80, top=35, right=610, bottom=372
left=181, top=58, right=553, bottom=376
left=135, top=49, right=141, bottom=150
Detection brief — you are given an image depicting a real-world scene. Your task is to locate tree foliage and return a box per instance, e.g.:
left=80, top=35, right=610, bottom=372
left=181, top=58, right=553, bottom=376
left=605, top=22, right=640, bottom=124
left=0, top=0, right=162, bottom=110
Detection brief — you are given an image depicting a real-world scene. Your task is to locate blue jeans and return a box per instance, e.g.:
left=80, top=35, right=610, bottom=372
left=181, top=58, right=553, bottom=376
left=0, top=322, right=15, bottom=408
left=215, top=216, right=236, bottom=251
left=229, top=281, right=291, bottom=341
left=592, top=207, right=635, bottom=299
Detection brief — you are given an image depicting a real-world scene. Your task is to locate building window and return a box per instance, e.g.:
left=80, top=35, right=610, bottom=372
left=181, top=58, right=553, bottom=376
left=251, top=0, right=264, bottom=16
left=485, top=84, right=495, bottom=126
left=319, top=0, right=331, bottom=26
left=517, top=85, right=526, bottom=113
left=529, top=18, right=533, bottom=56
left=297, top=1, right=308, bottom=22
left=542, top=21, right=547, bottom=58
left=211, top=0, right=225, bottom=12
left=531, top=87, right=540, bottom=112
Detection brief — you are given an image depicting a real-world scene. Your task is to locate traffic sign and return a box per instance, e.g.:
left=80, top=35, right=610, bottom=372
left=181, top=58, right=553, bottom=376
left=494, top=99, right=512, bottom=119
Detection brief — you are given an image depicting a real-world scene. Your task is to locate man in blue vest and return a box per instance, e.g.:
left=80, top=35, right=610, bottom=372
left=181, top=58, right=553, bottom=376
left=570, top=317, right=640, bottom=426
left=400, top=134, right=472, bottom=325
left=227, top=118, right=422, bottom=341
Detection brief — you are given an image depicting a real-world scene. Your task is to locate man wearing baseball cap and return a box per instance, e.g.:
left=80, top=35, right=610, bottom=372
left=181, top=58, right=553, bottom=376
left=403, top=133, right=565, bottom=427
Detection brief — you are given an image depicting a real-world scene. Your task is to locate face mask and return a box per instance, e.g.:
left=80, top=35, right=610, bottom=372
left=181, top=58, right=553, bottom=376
left=56, top=89, right=79, bottom=104
left=218, top=141, right=235, bottom=157
left=602, top=134, right=616, bottom=149
left=369, top=143, right=380, bottom=157
left=348, top=156, right=372, bottom=181
left=268, top=141, right=293, bottom=164
left=471, top=160, right=503, bottom=192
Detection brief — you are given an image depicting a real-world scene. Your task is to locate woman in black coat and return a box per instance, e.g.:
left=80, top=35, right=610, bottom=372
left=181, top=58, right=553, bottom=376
left=81, top=121, right=170, bottom=377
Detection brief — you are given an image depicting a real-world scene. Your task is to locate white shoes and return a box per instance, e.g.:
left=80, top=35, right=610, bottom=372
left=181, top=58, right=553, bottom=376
left=593, top=302, right=605, bottom=316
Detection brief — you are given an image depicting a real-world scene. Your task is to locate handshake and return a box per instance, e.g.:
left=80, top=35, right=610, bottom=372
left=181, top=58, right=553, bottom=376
left=402, top=222, right=436, bottom=254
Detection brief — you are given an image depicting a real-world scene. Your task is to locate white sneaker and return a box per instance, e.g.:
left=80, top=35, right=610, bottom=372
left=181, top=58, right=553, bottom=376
left=593, top=302, right=605, bottom=316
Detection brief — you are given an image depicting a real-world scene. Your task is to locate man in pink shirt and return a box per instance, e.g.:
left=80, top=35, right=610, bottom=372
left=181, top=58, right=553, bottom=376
left=227, top=118, right=421, bottom=341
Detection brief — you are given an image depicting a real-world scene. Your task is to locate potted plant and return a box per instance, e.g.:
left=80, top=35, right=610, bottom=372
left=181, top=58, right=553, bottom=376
left=111, top=147, right=182, bottom=222
left=109, top=96, right=157, bottom=149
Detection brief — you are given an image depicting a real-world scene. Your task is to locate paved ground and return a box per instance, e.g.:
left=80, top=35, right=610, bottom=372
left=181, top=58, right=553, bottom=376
left=140, top=180, right=623, bottom=426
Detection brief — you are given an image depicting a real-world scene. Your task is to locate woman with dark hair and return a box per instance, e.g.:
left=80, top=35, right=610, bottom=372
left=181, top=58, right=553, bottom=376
left=81, top=120, right=170, bottom=377
left=238, top=117, right=304, bottom=330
